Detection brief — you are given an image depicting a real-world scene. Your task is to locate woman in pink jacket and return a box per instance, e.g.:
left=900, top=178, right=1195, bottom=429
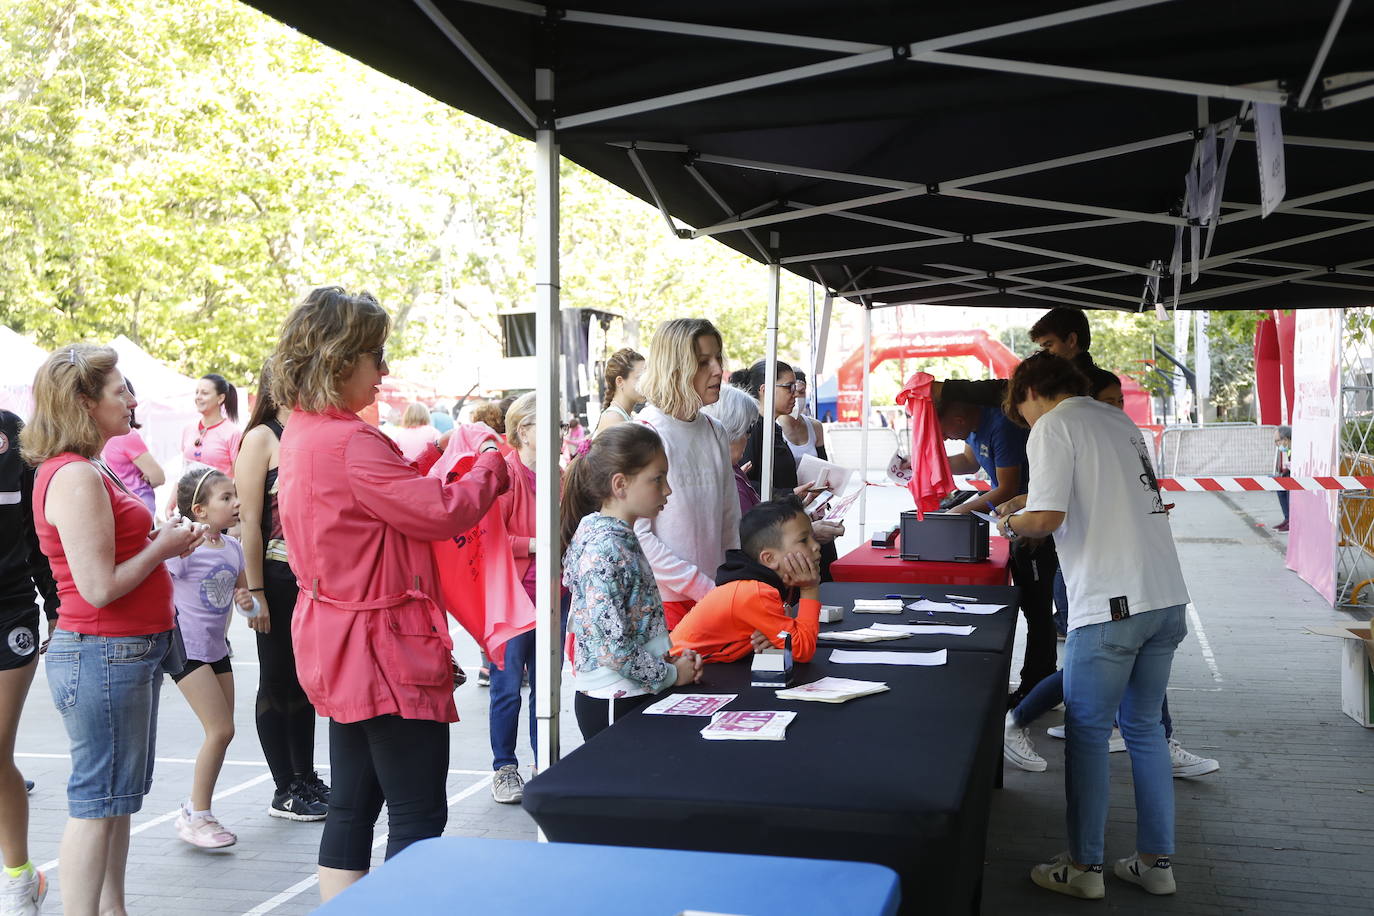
left=267, top=287, right=509, bottom=903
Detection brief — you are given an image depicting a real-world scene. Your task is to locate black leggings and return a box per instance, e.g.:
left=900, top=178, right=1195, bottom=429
left=319, top=715, right=449, bottom=870
left=255, top=560, right=317, bottom=792
left=1009, top=536, right=1060, bottom=695
left=573, top=692, right=655, bottom=741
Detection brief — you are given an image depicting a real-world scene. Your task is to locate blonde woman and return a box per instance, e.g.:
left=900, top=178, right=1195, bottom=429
left=25, top=344, right=205, bottom=916
left=390, top=402, right=440, bottom=463
left=593, top=348, right=645, bottom=437
left=635, top=318, right=739, bottom=628
left=268, top=286, right=509, bottom=903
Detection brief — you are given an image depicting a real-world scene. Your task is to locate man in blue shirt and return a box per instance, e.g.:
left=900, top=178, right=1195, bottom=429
left=939, top=396, right=1058, bottom=705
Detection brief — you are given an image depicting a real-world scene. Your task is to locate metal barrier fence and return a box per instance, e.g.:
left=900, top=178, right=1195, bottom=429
left=1157, top=424, right=1281, bottom=478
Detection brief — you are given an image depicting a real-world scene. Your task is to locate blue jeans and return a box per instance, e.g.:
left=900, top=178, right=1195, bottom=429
left=489, top=629, right=537, bottom=770
left=1012, top=668, right=1175, bottom=740
left=45, top=629, right=170, bottom=818
left=1063, top=605, right=1187, bottom=864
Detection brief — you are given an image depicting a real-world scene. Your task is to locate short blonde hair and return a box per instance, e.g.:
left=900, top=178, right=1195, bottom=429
left=401, top=402, right=430, bottom=428
left=639, top=318, right=724, bottom=421
left=268, top=286, right=390, bottom=413
left=21, top=344, right=120, bottom=465
left=505, top=392, right=536, bottom=448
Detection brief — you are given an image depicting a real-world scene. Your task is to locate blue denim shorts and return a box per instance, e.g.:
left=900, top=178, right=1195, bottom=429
left=46, top=629, right=170, bottom=818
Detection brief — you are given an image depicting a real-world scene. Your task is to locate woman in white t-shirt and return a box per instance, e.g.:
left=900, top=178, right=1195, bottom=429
left=997, top=352, right=1189, bottom=901
left=633, top=319, right=739, bottom=630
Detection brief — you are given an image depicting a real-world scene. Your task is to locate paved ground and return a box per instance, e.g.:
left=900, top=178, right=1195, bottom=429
left=10, top=489, right=1373, bottom=913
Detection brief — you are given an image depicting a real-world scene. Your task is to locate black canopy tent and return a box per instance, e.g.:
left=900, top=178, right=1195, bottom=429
left=240, top=0, right=1374, bottom=768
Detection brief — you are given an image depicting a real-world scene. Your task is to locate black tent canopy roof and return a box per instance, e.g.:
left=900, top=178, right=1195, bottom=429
left=244, top=0, right=1374, bottom=310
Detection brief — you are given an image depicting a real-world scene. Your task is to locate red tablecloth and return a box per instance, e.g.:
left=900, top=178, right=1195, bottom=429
left=831, top=535, right=1011, bottom=586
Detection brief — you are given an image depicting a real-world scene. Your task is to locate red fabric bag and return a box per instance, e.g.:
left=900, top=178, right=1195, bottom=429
left=430, top=430, right=534, bottom=669
left=894, top=371, right=954, bottom=519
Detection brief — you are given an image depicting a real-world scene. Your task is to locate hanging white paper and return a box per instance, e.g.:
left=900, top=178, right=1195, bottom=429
left=1254, top=103, right=1286, bottom=217
left=1197, top=124, right=1217, bottom=222
left=1204, top=116, right=1242, bottom=259
left=829, top=648, right=947, bottom=666
left=1170, top=225, right=1183, bottom=312
left=1185, top=166, right=1200, bottom=283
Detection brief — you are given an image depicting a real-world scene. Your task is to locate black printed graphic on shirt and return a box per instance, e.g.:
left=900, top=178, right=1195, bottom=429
left=1133, top=435, right=1167, bottom=514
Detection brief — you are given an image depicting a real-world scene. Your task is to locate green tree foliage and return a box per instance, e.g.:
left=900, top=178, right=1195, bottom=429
left=0, top=0, right=811, bottom=387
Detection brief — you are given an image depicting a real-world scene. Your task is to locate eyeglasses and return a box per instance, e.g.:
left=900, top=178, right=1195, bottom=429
left=775, top=381, right=799, bottom=392
left=364, top=346, right=386, bottom=365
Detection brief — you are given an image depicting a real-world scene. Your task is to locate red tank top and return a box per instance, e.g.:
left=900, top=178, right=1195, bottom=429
left=34, top=453, right=174, bottom=635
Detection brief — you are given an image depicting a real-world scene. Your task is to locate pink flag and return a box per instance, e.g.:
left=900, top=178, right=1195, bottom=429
left=894, top=371, right=954, bottom=519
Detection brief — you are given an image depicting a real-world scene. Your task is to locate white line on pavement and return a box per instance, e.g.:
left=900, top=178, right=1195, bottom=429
left=241, top=773, right=495, bottom=916
left=13, top=752, right=490, bottom=775
left=1187, top=603, right=1223, bottom=683
left=35, top=771, right=277, bottom=875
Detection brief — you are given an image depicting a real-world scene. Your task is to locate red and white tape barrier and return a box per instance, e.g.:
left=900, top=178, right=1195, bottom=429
left=953, top=476, right=1374, bottom=493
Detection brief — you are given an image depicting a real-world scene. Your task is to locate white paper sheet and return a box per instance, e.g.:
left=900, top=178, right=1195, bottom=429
left=852, top=598, right=904, bottom=614
left=1255, top=102, right=1286, bottom=217
left=641, top=694, right=737, bottom=716
left=906, top=599, right=1005, bottom=615
left=871, top=623, right=975, bottom=636
left=829, top=648, right=947, bottom=666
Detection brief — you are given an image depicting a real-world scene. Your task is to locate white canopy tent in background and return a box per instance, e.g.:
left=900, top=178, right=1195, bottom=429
left=108, top=335, right=203, bottom=510
left=0, top=327, right=50, bottom=420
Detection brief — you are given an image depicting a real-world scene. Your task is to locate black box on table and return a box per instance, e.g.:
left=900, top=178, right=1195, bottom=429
left=898, top=510, right=989, bottom=563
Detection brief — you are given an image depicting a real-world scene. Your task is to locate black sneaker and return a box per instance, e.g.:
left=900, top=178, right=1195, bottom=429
left=298, top=770, right=331, bottom=805
left=268, top=781, right=328, bottom=821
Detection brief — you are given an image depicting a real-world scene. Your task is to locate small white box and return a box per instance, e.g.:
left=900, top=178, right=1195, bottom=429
left=1306, top=625, right=1374, bottom=728
left=819, top=605, right=844, bottom=624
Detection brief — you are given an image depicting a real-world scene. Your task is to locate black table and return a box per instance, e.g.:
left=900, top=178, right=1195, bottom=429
left=524, top=652, right=1005, bottom=915
left=818, top=582, right=1020, bottom=655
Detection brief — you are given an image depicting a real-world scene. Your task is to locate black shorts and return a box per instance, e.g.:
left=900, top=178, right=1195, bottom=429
left=171, top=654, right=232, bottom=683
left=0, top=605, right=40, bottom=671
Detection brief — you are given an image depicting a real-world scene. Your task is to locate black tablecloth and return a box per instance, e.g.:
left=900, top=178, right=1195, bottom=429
left=524, top=652, right=1005, bottom=915
left=818, top=582, right=1020, bottom=655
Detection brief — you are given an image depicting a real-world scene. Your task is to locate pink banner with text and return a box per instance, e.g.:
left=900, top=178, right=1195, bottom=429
left=1286, top=309, right=1340, bottom=604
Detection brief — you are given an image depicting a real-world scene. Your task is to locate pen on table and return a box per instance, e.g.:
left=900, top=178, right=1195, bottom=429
left=945, top=594, right=978, bottom=603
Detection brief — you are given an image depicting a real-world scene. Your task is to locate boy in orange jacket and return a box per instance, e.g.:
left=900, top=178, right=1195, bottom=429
left=671, top=496, right=823, bottom=663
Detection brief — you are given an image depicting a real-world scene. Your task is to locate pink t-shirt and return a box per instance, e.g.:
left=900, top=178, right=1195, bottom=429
left=102, top=430, right=155, bottom=511
left=390, top=424, right=440, bottom=463
left=181, top=418, right=242, bottom=474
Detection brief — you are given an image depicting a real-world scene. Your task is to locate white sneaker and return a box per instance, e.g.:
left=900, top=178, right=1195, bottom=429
left=0, top=867, right=47, bottom=916
left=1003, top=713, right=1047, bottom=772
left=1047, top=724, right=1125, bottom=752
left=1114, top=853, right=1176, bottom=895
left=1030, top=852, right=1104, bottom=899
left=491, top=764, right=524, bottom=804
left=1169, top=739, right=1220, bottom=778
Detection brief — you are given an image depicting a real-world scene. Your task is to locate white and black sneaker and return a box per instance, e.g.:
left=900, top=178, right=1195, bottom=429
left=1030, top=852, right=1105, bottom=899
left=268, top=780, right=328, bottom=821
left=298, top=770, right=332, bottom=805
left=1115, top=853, right=1176, bottom=895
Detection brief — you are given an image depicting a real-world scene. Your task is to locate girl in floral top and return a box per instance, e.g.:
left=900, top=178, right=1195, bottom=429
left=562, top=424, right=702, bottom=739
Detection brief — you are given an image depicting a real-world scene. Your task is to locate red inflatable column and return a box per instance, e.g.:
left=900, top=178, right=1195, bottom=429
left=1254, top=313, right=1281, bottom=426
left=1275, top=310, right=1297, bottom=424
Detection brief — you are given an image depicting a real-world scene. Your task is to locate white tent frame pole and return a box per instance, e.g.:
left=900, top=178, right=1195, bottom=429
left=1187, top=219, right=1374, bottom=274
left=761, top=260, right=782, bottom=500
left=1208, top=267, right=1374, bottom=294
left=556, top=50, right=891, bottom=130
left=412, top=0, right=538, bottom=128
left=1237, top=132, right=1374, bottom=152
left=814, top=290, right=835, bottom=379
left=626, top=147, right=679, bottom=235
left=939, top=188, right=1186, bottom=226
left=1322, top=82, right=1374, bottom=109
left=692, top=186, right=929, bottom=239
left=1323, top=71, right=1374, bottom=90
left=532, top=67, right=561, bottom=778
left=683, top=164, right=773, bottom=262
left=1175, top=257, right=1374, bottom=306
left=859, top=306, right=873, bottom=541
left=1217, top=179, right=1374, bottom=225
left=1298, top=0, right=1352, bottom=108
left=916, top=49, right=1287, bottom=104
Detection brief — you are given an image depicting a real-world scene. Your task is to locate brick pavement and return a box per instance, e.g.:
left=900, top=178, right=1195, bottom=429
left=10, top=489, right=1373, bottom=913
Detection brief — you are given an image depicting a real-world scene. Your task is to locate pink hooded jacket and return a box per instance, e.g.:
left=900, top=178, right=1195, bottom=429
left=279, top=407, right=509, bottom=724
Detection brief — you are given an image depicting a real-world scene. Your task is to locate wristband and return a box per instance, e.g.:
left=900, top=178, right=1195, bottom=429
left=1005, top=516, right=1019, bottom=540
left=247, top=587, right=265, bottom=592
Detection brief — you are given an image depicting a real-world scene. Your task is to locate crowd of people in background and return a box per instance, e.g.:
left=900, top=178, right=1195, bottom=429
left=0, top=292, right=1220, bottom=911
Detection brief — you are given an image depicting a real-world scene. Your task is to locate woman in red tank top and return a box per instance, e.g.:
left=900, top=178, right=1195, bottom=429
left=22, top=344, right=205, bottom=916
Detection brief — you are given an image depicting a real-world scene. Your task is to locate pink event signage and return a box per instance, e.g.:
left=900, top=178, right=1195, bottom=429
left=1286, top=309, right=1340, bottom=605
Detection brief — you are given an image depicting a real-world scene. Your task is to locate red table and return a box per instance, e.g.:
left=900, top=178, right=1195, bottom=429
left=831, top=534, right=1011, bottom=586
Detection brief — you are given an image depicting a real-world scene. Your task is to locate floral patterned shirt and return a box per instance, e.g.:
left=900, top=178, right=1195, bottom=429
left=563, top=512, right=675, bottom=698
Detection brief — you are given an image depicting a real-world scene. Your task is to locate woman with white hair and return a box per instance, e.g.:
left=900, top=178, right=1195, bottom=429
left=703, top=385, right=762, bottom=516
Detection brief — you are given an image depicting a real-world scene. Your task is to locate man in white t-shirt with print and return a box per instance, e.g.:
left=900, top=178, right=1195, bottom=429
left=996, top=352, right=1189, bottom=902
